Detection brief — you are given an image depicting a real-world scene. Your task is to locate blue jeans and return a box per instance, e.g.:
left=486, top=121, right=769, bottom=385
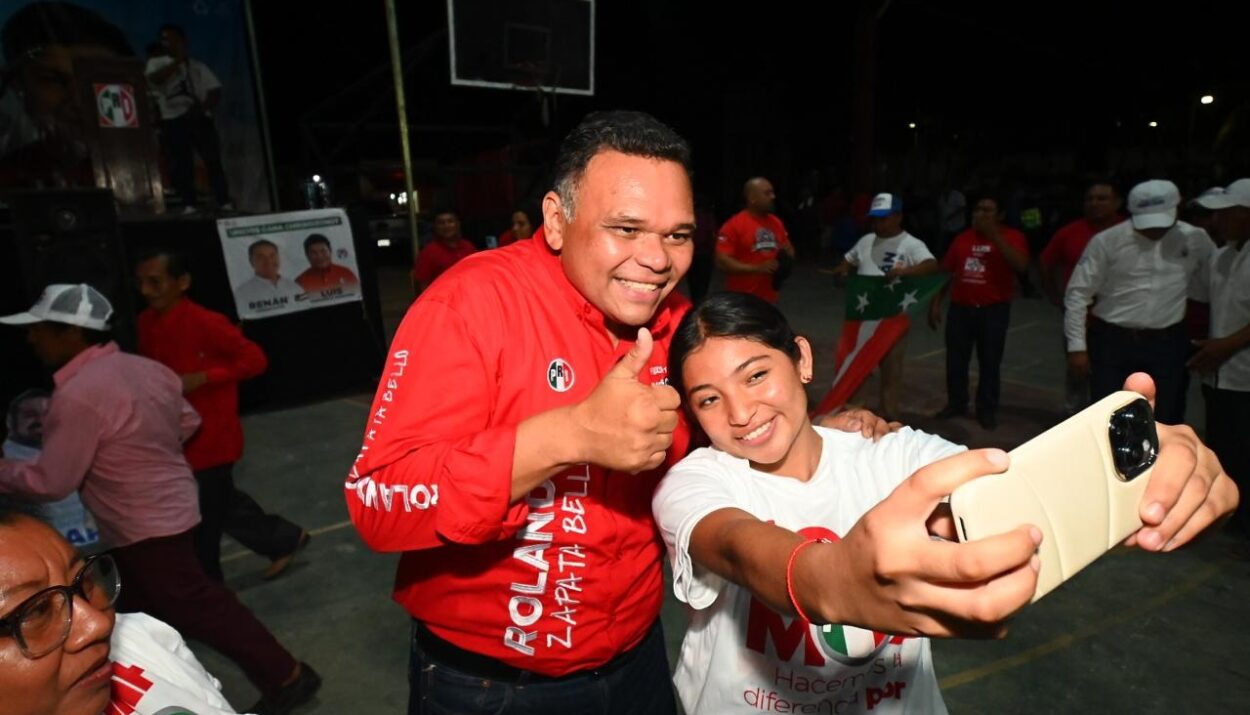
left=407, top=620, right=676, bottom=715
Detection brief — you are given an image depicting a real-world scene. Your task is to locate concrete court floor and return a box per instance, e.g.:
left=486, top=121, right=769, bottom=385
left=193, top=260, right=1250, bottom=714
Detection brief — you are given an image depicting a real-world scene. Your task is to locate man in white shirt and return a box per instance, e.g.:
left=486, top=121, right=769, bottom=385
left=145, top=24, right=232, bottom=213
left=234, top=240, right=302, bottom=315
left=834, top=193, right=937, bottom=419
left=1188, top=179, right=1250, bottom=546
left=1064, top=179, right=1214, bottom=424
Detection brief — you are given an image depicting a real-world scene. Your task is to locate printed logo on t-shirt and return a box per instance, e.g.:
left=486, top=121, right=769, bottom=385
left=878, top=251, right=901, bottom=273
left=744, top=526, right=905, bottom=668
left=962, top=256, right=986, bottom=275
left=547, top=358, right=575, bottom=392
left=752, top=227, right=779, bottom=252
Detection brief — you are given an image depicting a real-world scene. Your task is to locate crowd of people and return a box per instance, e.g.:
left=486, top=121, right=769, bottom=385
left=1, top=109, right=1246, bottom=715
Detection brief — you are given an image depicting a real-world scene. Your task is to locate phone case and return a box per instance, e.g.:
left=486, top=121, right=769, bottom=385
left=948, top=391, right=1155, bottom=602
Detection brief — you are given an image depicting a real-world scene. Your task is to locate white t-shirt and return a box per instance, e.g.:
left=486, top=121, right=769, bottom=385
left=845, top=231, right=935, bottom=276
left=110, top=612, right=247, bottom=714
left=234, top=274, right=303, bottom=315
left=145, top=56, right=222, bottom=120
left=1205, top=242, right=1250, bottom=392
left=653, top=426, right=963, bottom=715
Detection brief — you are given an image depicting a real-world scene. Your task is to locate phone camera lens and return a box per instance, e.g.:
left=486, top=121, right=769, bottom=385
left=1109, top=398, right=1158, bottom=481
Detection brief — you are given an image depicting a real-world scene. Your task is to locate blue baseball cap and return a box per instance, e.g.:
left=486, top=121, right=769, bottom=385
left=868, top=192, right=903, bottom=217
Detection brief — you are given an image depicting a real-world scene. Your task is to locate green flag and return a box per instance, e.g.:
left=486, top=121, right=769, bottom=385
left=843, top=274, right=948, bottom=321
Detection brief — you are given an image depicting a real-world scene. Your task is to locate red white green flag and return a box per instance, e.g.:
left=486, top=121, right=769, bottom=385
left=813, top=273, right=947, bottom=417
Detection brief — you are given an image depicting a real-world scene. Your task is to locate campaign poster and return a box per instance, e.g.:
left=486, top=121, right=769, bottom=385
left=217, top=209, right=362, bottom=320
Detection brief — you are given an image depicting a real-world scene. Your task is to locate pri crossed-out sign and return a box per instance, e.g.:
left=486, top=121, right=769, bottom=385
left=94, top=83, right=139, bottom=128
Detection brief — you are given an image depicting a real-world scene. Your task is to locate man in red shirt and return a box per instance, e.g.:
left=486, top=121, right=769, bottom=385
left=412, top=209, right=477, bottom=293
left=295, top=233, right=360, bottom=294
left=715, top=176, right=795, bottom=303
left=135, top=250, right=308, bottom=582
left=1039, top=181, right=1123, bottom=415
left=929, top=194, right=1030, bottom=430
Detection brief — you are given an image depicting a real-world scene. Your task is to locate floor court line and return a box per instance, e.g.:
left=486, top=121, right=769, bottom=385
left=939, top=562, right=1218, bottom=690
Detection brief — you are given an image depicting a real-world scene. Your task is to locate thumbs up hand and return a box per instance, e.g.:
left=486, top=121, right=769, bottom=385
left=571, top=328, right=682, bottom=473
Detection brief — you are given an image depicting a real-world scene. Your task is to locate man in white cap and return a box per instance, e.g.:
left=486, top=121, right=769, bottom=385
left=0, top=284, right=320, bottom=714
left=1064, top=179, right=1215, bottom=424
left=833, top=192, right=937, bottom=418
left=1188, top=179, right=1250, bottom=550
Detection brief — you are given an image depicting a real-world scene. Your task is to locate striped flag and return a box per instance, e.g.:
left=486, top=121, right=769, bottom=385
left=813, top=274, right=947, bottom=417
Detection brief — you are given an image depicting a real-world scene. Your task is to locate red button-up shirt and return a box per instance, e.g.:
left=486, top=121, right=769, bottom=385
left=138, top=299, right=267, bottom=471
left=346, top=231, right=692, bottom=676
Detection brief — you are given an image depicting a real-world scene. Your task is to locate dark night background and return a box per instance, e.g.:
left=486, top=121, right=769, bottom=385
left=249, top=0, right=1250, bottom=226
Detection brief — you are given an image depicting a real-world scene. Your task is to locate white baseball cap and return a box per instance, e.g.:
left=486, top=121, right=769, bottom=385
left=1194, top=178, right=1250, bottom=210
left=1127, top=179, right=1180, bottom=231
left=0, top=284, right=113, bottom=330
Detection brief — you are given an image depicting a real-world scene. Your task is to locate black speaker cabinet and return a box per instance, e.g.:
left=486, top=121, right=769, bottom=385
left=1, top=189, right=135, bottom=349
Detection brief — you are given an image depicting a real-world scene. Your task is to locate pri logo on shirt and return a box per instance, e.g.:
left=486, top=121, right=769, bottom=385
left=547, top=358, right=575, bottom=392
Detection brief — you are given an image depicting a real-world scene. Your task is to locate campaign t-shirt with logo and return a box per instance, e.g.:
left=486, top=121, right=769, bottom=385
left=940, top=227, right=1029, bottom=306
left=345, top=232, right=693, bottom=676
left=844, top=231, right=935, bottom=276
left=653, top=426, right=963, bottom=715
left=717, top=210, right=792, bottom=303
left=109, top=612, right=244, bottom=714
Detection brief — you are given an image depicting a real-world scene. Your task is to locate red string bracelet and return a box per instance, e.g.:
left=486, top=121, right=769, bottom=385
left=786, top=537, right=831, bottom=623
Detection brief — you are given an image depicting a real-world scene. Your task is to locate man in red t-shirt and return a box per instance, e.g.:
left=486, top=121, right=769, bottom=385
left=412, top=209, right=477, bottom=292
left=929, top=194, right=1030, bottom=430
left=295, top=233, right=360, bottom=294
left=135, top=249, right=309, bottom=582
left=1039, top=182, right=1123, bottom=414
left=715, top=177, right=795, bottom=303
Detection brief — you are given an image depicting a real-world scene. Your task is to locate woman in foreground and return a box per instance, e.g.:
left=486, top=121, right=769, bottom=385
left=653, top=292, right=1237, bottom=714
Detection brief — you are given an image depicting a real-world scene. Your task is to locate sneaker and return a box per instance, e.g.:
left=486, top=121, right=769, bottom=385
left=264, top=530, right=311, bottom=580
left=220, top=201, right=236, bottom=212
left=933, top=404, right=967, bottom=420
left=249, top=662, right=321, bottom=715
left=178, top=206, right=199, bottom=215
left=978, top=412, right=998, bottom=430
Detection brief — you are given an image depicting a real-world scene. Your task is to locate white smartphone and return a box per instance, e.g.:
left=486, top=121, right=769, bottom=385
left=948, top=391, right=1159, bottom=602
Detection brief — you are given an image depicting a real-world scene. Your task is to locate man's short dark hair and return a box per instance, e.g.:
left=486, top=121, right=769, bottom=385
left=248, top=239, right=278, bottom=261
left=159, top=23, right=186, bottom=39
left=433, top=208, right=459, bottom=221
left=2, top=2, right=134, bottom=63
left=551, top=110, right=692, bottom=220
left=972, top=191, right=1005, bottom=214
left=136, top=247, right=189, bottom=279
left=1087, top=179, right=1120, bottom=197
left=303, top=234, right=331, bottom=253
